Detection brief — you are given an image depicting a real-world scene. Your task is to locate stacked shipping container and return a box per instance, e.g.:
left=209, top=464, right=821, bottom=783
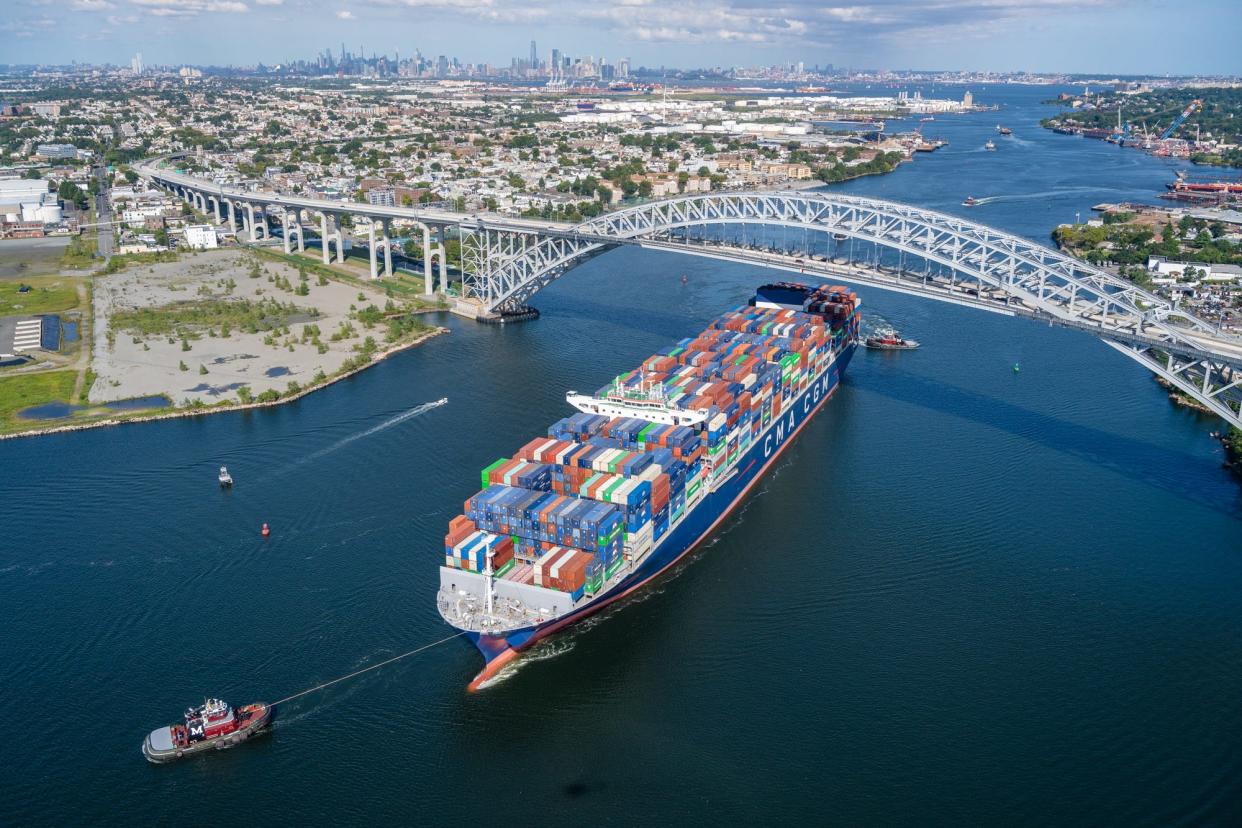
left=442, top=283, right=859, bottom=603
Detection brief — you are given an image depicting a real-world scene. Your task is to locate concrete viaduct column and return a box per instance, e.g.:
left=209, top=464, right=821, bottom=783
left=319, top=213, right=331, bottom=264
left=258, top=207, right=269, bottom=241
left=436, top=226, right=448, bottom=293
left=368, top=220, right=378, bottom=279
left=420, top=224, right=432, bottom=293
left=289, top=210, right=304, bottom=253
left=227, top=200, right=237, bottom=234
left=283, top=211, right=294, bottom=254
left=246, top=204, right=257, bottom=242
left=382, top=218, right=393, bottom=279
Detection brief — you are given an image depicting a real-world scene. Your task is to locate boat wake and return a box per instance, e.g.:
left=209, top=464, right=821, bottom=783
left=967, top=186, right=1133, bottom=207
left=299, top=398, right=448, bottom=465
left=476, top=637, right=577, bottom=690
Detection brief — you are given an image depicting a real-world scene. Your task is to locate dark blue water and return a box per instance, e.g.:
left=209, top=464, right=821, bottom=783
left=3, top=85, right=1241, bottom=826
left=18, top=395, right=170, bottom=420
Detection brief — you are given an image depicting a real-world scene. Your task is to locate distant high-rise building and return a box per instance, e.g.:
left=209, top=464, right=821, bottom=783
left=131, top=52, right=143, bottom=75
left=436, top=55, right=448, bottom=77
left=618, top=57, right=630, bottom=78
left=551, top=48, right=560, bottom=79
left=530, top=40, right=537, bottom=70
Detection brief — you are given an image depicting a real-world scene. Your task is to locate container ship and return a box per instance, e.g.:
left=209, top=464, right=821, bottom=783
left=437, top=282, right=860, bottom=690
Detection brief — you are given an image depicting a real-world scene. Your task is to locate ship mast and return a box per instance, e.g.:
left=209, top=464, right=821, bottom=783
left=484, top=548, right=495, bottom=617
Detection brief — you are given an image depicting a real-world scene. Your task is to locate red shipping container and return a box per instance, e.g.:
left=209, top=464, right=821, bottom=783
left=515, top=438, right=547, bottom=461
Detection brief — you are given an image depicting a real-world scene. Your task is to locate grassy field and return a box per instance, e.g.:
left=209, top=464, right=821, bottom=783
left=0, top=276, right=81, bottom=316
left=99, top=250, right=179, bottom=275
left=110, top=296, right=313, bottom=337
left=0, top=370, right=76, bottom=433
left=256, top=248, right=445, bottom=306
left=60, top=235, right=97, bottom=269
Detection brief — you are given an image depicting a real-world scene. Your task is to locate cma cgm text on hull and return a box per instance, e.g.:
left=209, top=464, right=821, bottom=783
left=436, top=281, right=861, bottom=689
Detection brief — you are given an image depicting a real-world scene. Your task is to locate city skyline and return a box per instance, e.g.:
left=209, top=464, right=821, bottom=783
left=2, top=0, right=1241, bottom=76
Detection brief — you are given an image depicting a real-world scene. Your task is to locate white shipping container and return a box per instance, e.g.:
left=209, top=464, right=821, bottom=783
left=548, top=548, right=579, bottom=580
left=530, top=438, right=558, bottom=460
left=613, top=478, right=640, bottom=505
left=534, top=546, right=569, bottom=586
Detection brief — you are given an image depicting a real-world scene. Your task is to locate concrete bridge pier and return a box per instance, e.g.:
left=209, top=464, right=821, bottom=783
left=435, top=225, right=448, bottom=292
left=257, top=208, right=269, bottom=241
left=246, top=204, right=258, bottom=242
left=319, top=213, right=332, bottom=264
left=226, top=200, right=237, bottom=234
left=207, top=195, right=220, bottom=224
left=422, top=224, right=448, bottom=293
left=289, top=210, right=304, bottom=253
left=368, top=220, right=379, bottom=279
left=382, top=218, right=393, bottom=278
left=283, top=210, right=294, bottom=254
left=318, top=212, right=343, bottom=264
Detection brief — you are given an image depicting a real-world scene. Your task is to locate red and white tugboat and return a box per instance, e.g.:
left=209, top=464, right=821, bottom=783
left=863, top=327, right=920, bottom=350
left=142, top=697, right=273, bottom=763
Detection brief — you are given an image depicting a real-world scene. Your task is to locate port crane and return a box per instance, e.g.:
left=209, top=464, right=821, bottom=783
left=1158, top=99, right=1201, bottom=141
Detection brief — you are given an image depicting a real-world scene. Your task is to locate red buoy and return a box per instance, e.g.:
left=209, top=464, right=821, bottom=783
left=261, top=523, right=271, bottom=537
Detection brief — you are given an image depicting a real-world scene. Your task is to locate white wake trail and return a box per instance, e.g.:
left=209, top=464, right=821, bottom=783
left=301, top=398, right=448, bottom=464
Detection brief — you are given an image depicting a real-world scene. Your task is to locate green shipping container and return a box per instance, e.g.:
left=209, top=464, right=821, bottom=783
left=495, top=558, right=516, bottom=577
left=602, top=476, right=627, bottom=503
left=481, top=458, right=508, bottom=489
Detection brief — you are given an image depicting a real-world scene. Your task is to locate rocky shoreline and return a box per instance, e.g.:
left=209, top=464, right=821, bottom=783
left=0, top=326, right=447, bottom=441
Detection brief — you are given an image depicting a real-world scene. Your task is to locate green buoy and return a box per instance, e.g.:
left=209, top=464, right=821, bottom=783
left=1013, top=363, right=1021, bottom=373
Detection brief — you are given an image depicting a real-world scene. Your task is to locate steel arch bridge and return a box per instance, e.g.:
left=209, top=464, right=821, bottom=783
left=458, top=191, right=1242, bottom=428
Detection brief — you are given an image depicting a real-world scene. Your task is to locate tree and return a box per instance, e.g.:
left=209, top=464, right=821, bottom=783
left=638, top=180, right=653, bottom=198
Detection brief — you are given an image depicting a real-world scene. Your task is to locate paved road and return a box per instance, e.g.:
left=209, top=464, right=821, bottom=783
left=95, top=163, right=113, bottom=258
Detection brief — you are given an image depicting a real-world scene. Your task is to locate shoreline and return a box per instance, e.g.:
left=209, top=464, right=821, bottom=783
left=0, top=326, right=448, bottom=441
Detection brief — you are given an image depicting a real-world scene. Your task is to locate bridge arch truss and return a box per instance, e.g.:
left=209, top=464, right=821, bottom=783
left=460, top=191, right=1242, bottom=427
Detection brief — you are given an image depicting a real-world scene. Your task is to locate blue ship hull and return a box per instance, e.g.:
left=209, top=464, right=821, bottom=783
left=463, top=342, right=856, bottom=689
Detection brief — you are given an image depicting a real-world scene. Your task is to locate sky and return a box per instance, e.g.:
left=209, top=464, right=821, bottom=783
left=2, top=0, right=1240, bottom=75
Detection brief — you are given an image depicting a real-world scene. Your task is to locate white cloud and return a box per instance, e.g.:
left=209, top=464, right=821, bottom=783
left=336, top=8, right=353, bottom=17
left=129, top=0, right=248, bottom=14
left=354, top=0, right=1126, bottom=48
left=71, top=0, right=116, bottom=10
left=254, top=0, right=282, bottom=5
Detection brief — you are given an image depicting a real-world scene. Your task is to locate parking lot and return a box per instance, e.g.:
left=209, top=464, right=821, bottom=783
left=0, top=315, right=45, bottom=357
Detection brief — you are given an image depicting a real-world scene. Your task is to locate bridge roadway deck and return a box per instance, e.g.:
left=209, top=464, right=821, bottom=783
left=143, top=162, right=1242, bottom=426
left=140, top=164, right=575, bottom=234
left=629, top=238, right=1242, bottom=370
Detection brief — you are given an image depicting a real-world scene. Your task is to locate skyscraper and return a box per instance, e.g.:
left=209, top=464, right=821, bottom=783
left=551, top=48, right=560, bottom=79
left=131, top=52, right=143, bottom=75
left=529, top=40, right=537, bottom=70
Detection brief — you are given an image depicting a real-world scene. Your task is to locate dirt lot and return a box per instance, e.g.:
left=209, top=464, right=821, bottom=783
left=91, top=248, right=398, bottom=405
